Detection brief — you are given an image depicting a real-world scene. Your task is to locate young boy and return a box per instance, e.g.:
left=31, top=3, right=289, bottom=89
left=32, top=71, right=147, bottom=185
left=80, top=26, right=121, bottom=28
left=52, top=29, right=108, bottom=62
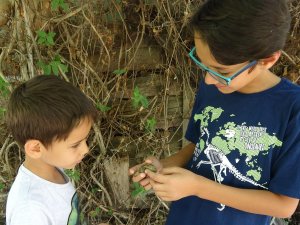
left=130, top=0, right=300, bottom=225
left=5, top=75, right=99, bottom=225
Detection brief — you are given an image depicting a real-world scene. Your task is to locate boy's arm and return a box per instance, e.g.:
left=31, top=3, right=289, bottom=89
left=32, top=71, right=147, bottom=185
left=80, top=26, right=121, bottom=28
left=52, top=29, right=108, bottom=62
left=198, top=175, right=298, bottom=218
left=160, top=143, right=195, bottom=168
left=146, top=167, right=299, bottom=218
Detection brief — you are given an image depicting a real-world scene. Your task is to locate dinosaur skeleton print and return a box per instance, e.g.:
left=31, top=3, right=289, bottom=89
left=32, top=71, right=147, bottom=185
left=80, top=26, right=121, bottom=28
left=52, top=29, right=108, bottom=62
left=190, top=106, right=283, bottom=211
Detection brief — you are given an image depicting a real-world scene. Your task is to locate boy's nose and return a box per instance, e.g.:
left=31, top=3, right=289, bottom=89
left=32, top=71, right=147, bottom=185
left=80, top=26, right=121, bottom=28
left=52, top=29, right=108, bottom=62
left=204, top=72, right=219, bottom=85
left=81, top=142, right=89, bottom=157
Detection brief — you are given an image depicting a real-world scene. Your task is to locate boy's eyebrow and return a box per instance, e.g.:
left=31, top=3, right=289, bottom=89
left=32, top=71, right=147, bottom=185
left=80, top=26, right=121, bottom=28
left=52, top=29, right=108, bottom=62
left=70, top=133, right=90, bottom=145
left=196, top=53, right=230, bottom=71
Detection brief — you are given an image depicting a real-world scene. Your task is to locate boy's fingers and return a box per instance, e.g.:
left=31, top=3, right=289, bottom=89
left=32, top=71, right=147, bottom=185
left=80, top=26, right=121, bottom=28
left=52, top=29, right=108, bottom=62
left=132, top=173, right=146, bottom=182
left=160, top=167, right=179, bottom=175
left=145, top=169, right=165, bottom=183
left=140, top=177, right=150, bottom=186
left=145, top=156, right=162, bottom=171
left=128, top=165, right=139, bottom=175
left=144, top=183, right=152, bottom=191
left=128, top=168, right=135, bottom=175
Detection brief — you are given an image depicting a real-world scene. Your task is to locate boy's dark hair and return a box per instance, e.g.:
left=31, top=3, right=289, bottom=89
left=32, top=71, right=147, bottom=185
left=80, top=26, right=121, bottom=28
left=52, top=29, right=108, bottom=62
left=6, top=75, right=98, bottom=147
left=190, top=0, right=291, bottom=65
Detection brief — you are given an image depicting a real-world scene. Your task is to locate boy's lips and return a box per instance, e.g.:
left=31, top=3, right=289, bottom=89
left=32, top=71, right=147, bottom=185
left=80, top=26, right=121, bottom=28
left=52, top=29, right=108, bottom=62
left=215, top=84, right=227, bottom=89
left=76, top=159, right=83, bottom=164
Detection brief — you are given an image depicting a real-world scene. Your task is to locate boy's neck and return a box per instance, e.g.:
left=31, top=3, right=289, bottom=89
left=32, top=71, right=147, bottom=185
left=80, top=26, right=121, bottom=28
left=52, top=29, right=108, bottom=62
left=23, top=157, right=67, bottom=184
left=239, top=70, right=281, bottom=94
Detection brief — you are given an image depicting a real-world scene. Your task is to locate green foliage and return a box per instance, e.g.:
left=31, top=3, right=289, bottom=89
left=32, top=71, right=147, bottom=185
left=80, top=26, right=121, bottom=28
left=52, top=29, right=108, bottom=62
left=51, top=0, right=69, bottom=12
left=0, top=107, right=6, bottom=118
left=90, top=207, right=101, bottom=218
left=37, top=55, right=68, bottom=76
left=107, top=209, right=113, bottom=216
left=65, top=169, right=80, bottom=182
left=131, top=182, right=147, bottom=197
left=132, top=86, right=149, bottom=109
left=112, top=69, right=127, bottom=76
left=145, top=117, right=156, bottom=133
left=96, top=103, right=111, bottom=112
left=0, top=76, right=10, bottom=97
left=0, top=182, right=4, bottom=192
left=37, top=31, right=56, bottom=46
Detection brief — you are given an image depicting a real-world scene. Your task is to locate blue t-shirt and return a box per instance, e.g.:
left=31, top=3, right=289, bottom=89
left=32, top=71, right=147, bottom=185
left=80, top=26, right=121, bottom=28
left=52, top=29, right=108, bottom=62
left=166, top=78, right=300, bottom=225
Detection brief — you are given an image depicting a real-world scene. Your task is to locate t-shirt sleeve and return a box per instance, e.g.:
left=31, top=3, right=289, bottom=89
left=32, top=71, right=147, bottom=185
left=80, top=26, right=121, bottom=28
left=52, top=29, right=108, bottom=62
left=9, top=202, right=52, bottom=225
left=268, top=102, right=300, bottom=198
left=185, top=80, right=204, bottom=144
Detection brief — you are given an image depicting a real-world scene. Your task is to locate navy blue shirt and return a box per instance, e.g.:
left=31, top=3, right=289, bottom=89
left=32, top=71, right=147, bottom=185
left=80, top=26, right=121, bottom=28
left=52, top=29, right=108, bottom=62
left=166, top=78, right=300, bottom=225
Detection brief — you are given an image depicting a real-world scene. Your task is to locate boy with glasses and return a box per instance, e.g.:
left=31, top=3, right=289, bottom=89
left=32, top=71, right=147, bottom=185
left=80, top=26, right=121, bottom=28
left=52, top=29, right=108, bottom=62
left=130, top=0, right=300, bottom=225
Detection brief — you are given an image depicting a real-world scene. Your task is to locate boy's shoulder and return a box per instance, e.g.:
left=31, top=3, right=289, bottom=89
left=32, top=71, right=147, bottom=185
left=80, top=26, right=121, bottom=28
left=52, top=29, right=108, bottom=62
left=7, top=165, right=75, bottom=208
left=6, top=165, right=76, bottom=224
left=280, top=78, right=300, bottom=105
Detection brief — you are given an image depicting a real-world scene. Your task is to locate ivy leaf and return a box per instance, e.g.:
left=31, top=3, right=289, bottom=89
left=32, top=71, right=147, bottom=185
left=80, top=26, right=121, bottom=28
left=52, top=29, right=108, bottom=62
left=50, top=61, right=59, bottom=75
left=37, top=30, right=46, bottom=38
left=0, top=107, right=6, bottom=118
left=131, top=182, right=147, bottom=197
left=36, top=31, right=56, bottom=46
left=65, top=169, right=80, bottom=182
left=145, top=117, right=156, bottom=133
left=0, top=182, right=4, bottom=192
left=113, top=69, right=127, bottom=76
left=96, top=103, right=111, bottom=112
left=132, top=86, right=149, bottom=109
left=0, top=76, right=10, bottom=97
left=51, top=0, right=69, bottom=12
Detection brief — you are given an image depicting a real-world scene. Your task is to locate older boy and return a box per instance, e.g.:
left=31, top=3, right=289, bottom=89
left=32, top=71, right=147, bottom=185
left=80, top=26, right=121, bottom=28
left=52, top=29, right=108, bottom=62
left=6, top=75, right=98, bottom=225
left=130, top=0, right=300, bottom=225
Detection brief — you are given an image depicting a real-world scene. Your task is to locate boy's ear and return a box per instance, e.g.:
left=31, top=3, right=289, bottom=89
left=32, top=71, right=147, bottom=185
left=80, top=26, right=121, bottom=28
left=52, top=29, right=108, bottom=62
left=24, top=140, right=44, bottom=159
left=258, top=51, right=281, bottom=69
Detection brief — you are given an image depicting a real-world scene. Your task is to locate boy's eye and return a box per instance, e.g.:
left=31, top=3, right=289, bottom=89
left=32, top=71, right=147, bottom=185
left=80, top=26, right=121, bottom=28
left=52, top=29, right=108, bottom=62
left=71, top=143, right=80, bottom=149
left=221, top=73, right=230, bottom=76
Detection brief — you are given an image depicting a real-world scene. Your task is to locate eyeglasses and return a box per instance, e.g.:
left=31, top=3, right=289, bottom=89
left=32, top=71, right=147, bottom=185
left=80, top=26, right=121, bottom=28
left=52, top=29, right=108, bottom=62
left=189, top=47, right=258, bottom=85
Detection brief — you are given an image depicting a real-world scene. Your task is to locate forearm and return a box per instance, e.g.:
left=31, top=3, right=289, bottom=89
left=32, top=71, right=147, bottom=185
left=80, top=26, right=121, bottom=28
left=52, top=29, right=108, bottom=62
left=197, top=177, right=298, bottom=218
left=160, top=143, right=195, bottom=168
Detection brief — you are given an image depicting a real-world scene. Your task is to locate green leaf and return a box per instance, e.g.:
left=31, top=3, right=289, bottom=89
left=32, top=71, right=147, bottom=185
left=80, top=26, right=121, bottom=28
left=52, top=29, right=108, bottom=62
left=96, top=103, right=111, bottom=112
left=132, top=86, right=149, bottom=109
left=90, top=207, right=101, bottom=218
left=65, top=169, right=80, bottom=182
left=61, top=3, right=69, bottom=12
left=131, top=182, right=147, bottom=197
left=58, top=63, right=68, bottom=73
left=44, top=65, right=52, bottom=75
left=145, top=117, right=156, bottom=133
left=37, top=30, right=46, bottom=38
left=51, top=0, right=69, bottom=12
left=113, top=69, right=127, bottom=76
left=50, top=61, right=59, bottom=75
left=0, top=107, right=6, bottom=118
left=107, top=209, right=113, bottom=216
left=37, top=31, right=56, bottom=46
left=0, top=77, right=10, bottom=97
left=51, top=0, right=60, bottom=10
left=0, top=182, right=4, bottom=192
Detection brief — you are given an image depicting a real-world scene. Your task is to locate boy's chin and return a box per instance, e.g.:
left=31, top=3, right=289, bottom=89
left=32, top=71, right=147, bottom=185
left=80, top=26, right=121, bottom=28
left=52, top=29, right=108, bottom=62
left=215, top=86, right=235, bottom=94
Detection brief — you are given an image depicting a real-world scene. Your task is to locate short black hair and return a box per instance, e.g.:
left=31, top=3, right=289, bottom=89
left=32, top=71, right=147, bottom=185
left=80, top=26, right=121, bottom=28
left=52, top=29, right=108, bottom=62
left=190, top=0, right=291, bottom=65
left=6, top=75, right=98, bottom=147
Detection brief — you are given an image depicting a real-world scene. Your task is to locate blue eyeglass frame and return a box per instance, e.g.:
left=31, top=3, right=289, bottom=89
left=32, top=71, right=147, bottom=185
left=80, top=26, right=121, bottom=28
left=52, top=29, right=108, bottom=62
left=189, top=47, right=258, bottom=85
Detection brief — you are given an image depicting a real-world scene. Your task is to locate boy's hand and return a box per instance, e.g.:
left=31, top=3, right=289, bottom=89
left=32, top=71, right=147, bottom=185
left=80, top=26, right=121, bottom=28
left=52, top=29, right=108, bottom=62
left=128, top=156, right=163, bottom=190
left=146, top=167, right=203, bottom=201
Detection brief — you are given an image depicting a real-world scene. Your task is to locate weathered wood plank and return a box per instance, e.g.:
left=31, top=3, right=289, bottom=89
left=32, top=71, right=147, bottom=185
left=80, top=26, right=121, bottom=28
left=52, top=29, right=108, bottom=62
left=109, top=130, right=182, bottom=159
left=103, top=155, right=130, bottom=206
left=89, top=41, right=163, bottom=72
left=110, top=73, right=182, bottom=98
